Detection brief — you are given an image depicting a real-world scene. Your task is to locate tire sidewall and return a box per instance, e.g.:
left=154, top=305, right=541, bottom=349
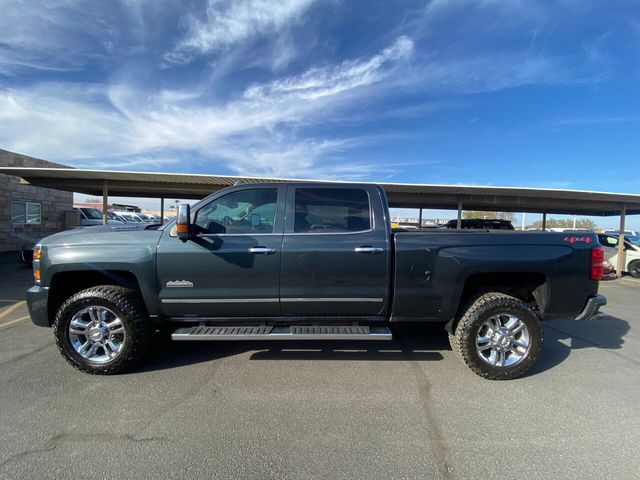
left=461, top=298, right=543, bottom=379
left=629, top=261, right=640, bottom=279
left=54, top=291, right=137, bottom=373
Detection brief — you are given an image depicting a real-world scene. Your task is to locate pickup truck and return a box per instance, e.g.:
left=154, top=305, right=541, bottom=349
left=26, top=182, right=607, bottom=379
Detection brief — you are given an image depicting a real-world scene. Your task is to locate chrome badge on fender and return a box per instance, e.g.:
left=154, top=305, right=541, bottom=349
left=166, top=280, right=194, bottom=288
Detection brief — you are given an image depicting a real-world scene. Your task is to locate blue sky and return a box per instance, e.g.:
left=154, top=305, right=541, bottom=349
left=1, top=0, right=639, bottom=226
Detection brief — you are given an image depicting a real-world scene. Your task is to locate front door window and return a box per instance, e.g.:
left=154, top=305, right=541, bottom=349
left=194, top=189, right=278, bottom=234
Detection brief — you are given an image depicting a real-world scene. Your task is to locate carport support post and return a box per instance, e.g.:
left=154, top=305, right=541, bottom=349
left=617, top=203, right=626, bottom=277
left=102, top=180, right=108, bottom=225
left=542, top=213, right=547, bottom=230
left=456, top=197, right=463, bottom=229
left=160, top=197, right=165, bottom=225
left=418, top=208, right=422, bottom=229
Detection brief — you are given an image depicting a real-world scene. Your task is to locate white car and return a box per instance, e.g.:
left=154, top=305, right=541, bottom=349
left=597, top=233, right=640, bottom=278
left=113, top=211, right=145, bottom=223
left=74, top=207, right=123, bottom=226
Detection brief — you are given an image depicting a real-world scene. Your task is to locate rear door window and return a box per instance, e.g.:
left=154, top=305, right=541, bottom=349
left=294, top=188, right=370, bottom=233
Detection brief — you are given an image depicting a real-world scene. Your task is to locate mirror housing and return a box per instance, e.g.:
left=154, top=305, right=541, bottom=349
left=176, top=204, right=191, bottom=242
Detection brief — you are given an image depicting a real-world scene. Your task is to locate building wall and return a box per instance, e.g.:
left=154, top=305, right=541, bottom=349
left=0, top=149, right=73, bottom=253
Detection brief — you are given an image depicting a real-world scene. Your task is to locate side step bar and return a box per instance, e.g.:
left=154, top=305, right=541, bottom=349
left=171, top=325, right=392, bottom=341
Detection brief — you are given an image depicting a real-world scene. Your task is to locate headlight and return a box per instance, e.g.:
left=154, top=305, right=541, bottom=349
left=33, top=245, right=41, bottom=285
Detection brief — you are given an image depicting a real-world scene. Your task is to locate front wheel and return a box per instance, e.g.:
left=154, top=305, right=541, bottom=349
left=53, top=286, right=153, bottom=374
left=449, top=292, right=543, bottom=380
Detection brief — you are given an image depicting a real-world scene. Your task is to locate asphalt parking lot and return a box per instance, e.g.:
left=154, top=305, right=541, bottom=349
left=0, top=254, right=638, bottom=480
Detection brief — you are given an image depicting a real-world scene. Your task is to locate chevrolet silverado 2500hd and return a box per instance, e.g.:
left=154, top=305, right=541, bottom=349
left=26, top=182, right=606, bottom=379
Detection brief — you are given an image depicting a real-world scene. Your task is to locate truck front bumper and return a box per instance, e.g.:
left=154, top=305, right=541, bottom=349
left=25, top=285, right=50, bottom=327
left=575, top=294, right=607, bottom=321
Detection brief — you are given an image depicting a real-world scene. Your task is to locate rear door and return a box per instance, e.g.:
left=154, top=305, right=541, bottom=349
left=279, top=185, right=390, bottom=316
left=157, top=185, right=285, bottom=318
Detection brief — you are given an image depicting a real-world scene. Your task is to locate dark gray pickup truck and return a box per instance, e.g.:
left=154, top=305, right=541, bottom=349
left=26, top=182, right=606, bottom=379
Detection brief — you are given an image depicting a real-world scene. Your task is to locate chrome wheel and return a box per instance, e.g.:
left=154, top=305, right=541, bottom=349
left=476, top=313, right=531, bottom=368
left=68, top=306, right=126, bottom=364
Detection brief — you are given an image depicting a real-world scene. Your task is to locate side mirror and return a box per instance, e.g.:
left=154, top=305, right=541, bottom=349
left=176, top=204, right=191, bottom=242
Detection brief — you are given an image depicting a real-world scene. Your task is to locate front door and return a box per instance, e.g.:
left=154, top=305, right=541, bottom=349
left=279, top=186, right=390, bottom=317
left=157, top=186, right=285, bottom=318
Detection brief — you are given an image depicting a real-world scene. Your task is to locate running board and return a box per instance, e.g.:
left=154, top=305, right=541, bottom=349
left=171, top=325, right=392, bottom=341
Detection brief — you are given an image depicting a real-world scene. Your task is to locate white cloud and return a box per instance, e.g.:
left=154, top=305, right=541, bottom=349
left=72, top=155, right=184, bottom=170
left=0, top=0, right=121, bottom=74
left=244, top=36, right=414, bottom=101
left=167, top=0, right=318, bottom=62
left=0, top=84, right=133, bottom=159
left=415, top=53, right=569, bottom=95
left=0, top=37, right=416, bottom=178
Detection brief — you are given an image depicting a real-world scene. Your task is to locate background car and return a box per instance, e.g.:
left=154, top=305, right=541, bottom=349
left=112, top=211, right=145, bottom=223
left=597, top=233, right=640, bottom=278
left=438, top=219, right=515, bottom=230
left=74, top=207, right=123, bottom=226
left=622, top=234, right=640, bottom=246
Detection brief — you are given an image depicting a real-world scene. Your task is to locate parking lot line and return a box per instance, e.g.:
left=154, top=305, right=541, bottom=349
left=0, top=315, right=30, bottom=329
left=0, top=301, right=26, bottom=320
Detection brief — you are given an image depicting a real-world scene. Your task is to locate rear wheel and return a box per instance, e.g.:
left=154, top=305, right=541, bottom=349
left=53, top=286, right=153, bottom=374
left=449, top=292, right=543, bottom=380
left=628, top=260, right=640, bottom=279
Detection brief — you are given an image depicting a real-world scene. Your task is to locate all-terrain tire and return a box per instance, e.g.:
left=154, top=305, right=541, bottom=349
left=628, top=260, right=640, bottom=279
left=449, top=292, right=543, bottom=380
left=53, top=285, right=153, bottom=374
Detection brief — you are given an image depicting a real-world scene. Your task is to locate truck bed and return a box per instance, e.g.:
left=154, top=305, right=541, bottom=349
left=391, top=230, right=599, bottom=322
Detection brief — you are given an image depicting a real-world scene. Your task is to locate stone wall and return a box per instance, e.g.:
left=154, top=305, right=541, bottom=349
left=0, top=149, right=74, bottom=253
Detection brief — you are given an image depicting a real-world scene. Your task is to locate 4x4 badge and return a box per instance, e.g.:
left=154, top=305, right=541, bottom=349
left=166, top=280, right=194, bottom=288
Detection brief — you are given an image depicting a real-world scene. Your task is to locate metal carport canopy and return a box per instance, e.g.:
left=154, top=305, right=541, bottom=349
left=1, top=166, right=640, bottom=216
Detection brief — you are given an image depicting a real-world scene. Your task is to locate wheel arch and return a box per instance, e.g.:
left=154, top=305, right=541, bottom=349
left=446, top=272, right=548, bottom=333
left=48, top=270, right=144, bottom=326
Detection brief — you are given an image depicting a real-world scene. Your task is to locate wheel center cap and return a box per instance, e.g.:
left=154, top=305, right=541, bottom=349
left=493, top=331, right=511, bottom=349
left=89, top=327, right=104, bottom=342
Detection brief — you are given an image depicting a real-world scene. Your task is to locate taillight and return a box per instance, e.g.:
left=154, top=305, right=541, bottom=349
left=590, top=246, right=604, bottom=281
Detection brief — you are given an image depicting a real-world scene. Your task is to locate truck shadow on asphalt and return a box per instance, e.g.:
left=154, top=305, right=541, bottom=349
left=135, top=314, right=631, bottom=375
left=526, top=313, right=633, bottom=376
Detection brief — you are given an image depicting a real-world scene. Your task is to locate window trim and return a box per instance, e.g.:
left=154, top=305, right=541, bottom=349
left=11, top=201, right=42, bottom=225
left=287, top=186, right=374, bottom=235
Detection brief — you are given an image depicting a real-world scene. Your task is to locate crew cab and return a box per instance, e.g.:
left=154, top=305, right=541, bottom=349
left=26, top=182, right=606, bottom=379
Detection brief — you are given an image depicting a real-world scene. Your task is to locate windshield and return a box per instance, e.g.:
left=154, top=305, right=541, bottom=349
left=625, top=235, right=640, bottom=246
left=120, top=213, right=141, bottom=222
left=80, top=208, right=103, bottom=220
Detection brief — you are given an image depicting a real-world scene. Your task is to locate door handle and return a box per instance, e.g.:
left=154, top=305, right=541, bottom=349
left=355, top=246, right=384, bottom=254
left=248, top=247, right=277, bottom=255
